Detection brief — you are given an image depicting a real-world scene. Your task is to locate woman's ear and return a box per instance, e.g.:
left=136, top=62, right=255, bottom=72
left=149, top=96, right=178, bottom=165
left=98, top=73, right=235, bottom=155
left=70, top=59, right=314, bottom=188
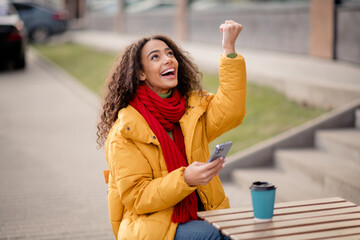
left=139, top=72, right=146, bottom=81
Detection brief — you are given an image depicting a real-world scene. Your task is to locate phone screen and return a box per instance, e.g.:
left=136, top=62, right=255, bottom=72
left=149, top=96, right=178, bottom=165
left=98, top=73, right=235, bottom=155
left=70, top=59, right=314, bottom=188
left=208, top=141, right=233, bottom=163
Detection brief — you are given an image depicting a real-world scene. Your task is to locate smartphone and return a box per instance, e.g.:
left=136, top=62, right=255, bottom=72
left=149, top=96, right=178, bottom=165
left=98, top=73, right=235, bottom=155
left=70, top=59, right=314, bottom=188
left=208, top=141, right=233, bottom=163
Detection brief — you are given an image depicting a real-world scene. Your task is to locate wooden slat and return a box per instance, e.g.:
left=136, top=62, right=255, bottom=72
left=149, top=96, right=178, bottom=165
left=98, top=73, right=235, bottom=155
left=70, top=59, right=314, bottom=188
left=205, top=211, right=252, bottom=223
left=213, top=206, right=360, bottom=230
left=323, top=233, right=360, bottom=240
left=272, top=197, right=345, bottom=209
left=274, top=201, right=356, bottom=215
left=230, top=219, right=360, bottom=240
left=223, top=212, right=360, bottom=236
left=253, top=226, right=360, bottom=240
left=327, top=234, right=360, bottom=240
left=197, top=206, right=252, bottom=219
left=205, top=201, right=355, bottom=223
left=197, top=197, right=345, bottom=218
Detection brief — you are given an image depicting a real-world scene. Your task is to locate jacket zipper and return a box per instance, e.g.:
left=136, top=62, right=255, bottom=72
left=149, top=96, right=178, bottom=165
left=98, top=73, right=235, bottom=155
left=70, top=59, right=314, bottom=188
left=197, top=188, right=210, bottom=210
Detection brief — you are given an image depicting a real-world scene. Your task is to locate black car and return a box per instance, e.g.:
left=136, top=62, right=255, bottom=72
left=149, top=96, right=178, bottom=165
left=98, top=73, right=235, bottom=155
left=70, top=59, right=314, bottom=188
left=12, top=2, right=68, bottom=43
left=0, top=0, right=26, bottom=69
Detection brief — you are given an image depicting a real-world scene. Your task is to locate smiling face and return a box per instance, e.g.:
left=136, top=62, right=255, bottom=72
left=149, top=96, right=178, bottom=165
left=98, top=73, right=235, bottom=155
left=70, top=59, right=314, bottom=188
left=140, top=39, right=179, bottom=95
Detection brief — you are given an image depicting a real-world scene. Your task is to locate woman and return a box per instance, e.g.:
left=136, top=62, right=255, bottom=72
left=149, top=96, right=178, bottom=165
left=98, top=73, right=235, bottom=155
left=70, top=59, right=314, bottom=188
left=97, top=20, right=246, bottom=240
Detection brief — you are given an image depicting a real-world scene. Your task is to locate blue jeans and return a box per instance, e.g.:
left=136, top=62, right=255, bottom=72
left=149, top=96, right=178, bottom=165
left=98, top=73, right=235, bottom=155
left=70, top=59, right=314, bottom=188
left=175, top=220, right=230, bottom=240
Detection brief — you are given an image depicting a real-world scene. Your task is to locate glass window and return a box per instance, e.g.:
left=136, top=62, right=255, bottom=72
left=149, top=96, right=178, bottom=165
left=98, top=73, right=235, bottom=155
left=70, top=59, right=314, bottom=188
left=0, top=1, right=17, bottom=16
left=0, top=2, right=9, bottom=16
left=13, top=3, right=33, bottom=11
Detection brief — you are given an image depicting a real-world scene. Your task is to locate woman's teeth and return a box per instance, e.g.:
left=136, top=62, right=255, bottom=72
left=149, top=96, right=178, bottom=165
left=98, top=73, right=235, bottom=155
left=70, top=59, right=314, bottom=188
left=161, top=69, right=174, bottom=76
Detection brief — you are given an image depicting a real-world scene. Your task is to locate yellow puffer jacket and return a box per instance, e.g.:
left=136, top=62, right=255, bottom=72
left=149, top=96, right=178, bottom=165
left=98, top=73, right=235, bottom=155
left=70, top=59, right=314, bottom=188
left=105, top=54, right=246, bottom=240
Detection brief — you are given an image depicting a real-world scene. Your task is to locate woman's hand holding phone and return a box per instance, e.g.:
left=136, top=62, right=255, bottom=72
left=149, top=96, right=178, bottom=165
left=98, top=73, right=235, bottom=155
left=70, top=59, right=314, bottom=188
left=184, top=158, right=226, bottom=186
left=184, top=142, right=231, bottom=186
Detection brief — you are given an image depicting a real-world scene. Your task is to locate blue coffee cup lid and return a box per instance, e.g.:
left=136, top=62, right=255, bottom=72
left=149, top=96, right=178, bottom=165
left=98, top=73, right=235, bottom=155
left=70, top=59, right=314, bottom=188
left=250, top=181, right=276, bottom=191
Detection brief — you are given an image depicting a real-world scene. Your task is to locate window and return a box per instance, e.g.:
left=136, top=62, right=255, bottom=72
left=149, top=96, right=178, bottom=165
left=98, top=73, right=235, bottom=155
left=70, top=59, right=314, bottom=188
left=13, top=3, right=33, bottom=11
left=0, top=2, right=17, bottom=16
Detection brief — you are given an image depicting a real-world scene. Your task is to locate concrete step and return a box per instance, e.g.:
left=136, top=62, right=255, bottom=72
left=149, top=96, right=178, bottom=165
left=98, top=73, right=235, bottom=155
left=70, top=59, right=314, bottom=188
left=356, top=109, right=360, bottom=128
left=232, top=168, right=332, bottom=203
left=275, top=149, right=360, bottom=205
left=315, top=128, right=360, bottom=164
left=221, top=182, right=252, bottom=208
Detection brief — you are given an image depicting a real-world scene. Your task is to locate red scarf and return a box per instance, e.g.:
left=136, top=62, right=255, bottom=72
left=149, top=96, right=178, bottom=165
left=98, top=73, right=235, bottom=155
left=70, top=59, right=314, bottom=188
left=130, top=84, right=198, bottom=223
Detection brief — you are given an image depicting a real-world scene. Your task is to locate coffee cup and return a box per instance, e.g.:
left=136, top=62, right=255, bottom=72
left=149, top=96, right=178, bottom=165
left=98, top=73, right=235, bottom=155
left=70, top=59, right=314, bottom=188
left=250, top=181, right=276, bottom=222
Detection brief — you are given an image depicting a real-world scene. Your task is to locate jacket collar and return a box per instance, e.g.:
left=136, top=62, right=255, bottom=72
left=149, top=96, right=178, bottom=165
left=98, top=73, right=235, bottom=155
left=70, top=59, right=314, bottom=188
left=117, top=105, right=160, bottom=145
left=116, top=92, right=214, bottom=148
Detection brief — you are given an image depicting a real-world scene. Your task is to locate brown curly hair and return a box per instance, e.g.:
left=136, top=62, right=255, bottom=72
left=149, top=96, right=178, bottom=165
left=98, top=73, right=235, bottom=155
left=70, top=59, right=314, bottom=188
left=97, top=35, right=203, bottom=147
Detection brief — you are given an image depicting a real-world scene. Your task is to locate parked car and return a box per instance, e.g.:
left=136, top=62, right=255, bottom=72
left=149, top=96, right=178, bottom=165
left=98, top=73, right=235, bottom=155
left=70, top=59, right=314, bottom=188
left=12, top=1, right=68, bottom=43
left=0, top=0, right=26, bottom=69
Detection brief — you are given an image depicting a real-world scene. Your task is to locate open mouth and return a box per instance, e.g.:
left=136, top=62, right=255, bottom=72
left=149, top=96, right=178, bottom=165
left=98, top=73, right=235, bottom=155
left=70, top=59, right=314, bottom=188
left=161, top=68, right=175, bottom=77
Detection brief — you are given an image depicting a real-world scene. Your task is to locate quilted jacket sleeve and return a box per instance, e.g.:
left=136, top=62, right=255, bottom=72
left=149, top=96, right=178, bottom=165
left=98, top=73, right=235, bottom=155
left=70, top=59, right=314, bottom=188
left=107, top=136, right=196, bottom=215
left=205, top=54, right=247, bottom=142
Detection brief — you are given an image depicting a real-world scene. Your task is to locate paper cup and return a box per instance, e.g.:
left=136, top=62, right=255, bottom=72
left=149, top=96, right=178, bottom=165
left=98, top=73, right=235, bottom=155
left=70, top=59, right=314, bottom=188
left=250, top=181, right=276, bottom=222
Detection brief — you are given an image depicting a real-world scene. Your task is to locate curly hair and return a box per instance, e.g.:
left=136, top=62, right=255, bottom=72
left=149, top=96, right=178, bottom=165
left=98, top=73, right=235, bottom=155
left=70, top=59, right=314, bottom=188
left=96, top=35, right=203, bottom=147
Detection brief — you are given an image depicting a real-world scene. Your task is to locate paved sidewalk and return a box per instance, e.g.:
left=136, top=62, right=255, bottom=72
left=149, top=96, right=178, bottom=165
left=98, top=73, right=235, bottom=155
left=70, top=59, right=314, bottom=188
left=71, top=30, right=360, bottom=108
left=0, top=49, right=113, bottom=240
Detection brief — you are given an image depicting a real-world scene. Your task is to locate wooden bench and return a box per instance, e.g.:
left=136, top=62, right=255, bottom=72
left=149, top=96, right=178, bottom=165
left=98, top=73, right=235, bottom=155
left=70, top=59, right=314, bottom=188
left=197, top=197, right=360, bottom=239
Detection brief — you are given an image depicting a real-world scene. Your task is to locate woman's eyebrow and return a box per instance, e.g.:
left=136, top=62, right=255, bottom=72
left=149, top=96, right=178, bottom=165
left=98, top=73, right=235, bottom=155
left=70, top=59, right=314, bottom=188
left=147, top=48, right=172, bottom=58
left=147, top=50, right=160, bottom=57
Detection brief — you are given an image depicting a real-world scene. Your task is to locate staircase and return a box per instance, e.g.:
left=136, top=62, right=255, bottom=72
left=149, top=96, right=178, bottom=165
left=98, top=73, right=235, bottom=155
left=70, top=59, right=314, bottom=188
left=221, top=101, right=360, bottom=207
